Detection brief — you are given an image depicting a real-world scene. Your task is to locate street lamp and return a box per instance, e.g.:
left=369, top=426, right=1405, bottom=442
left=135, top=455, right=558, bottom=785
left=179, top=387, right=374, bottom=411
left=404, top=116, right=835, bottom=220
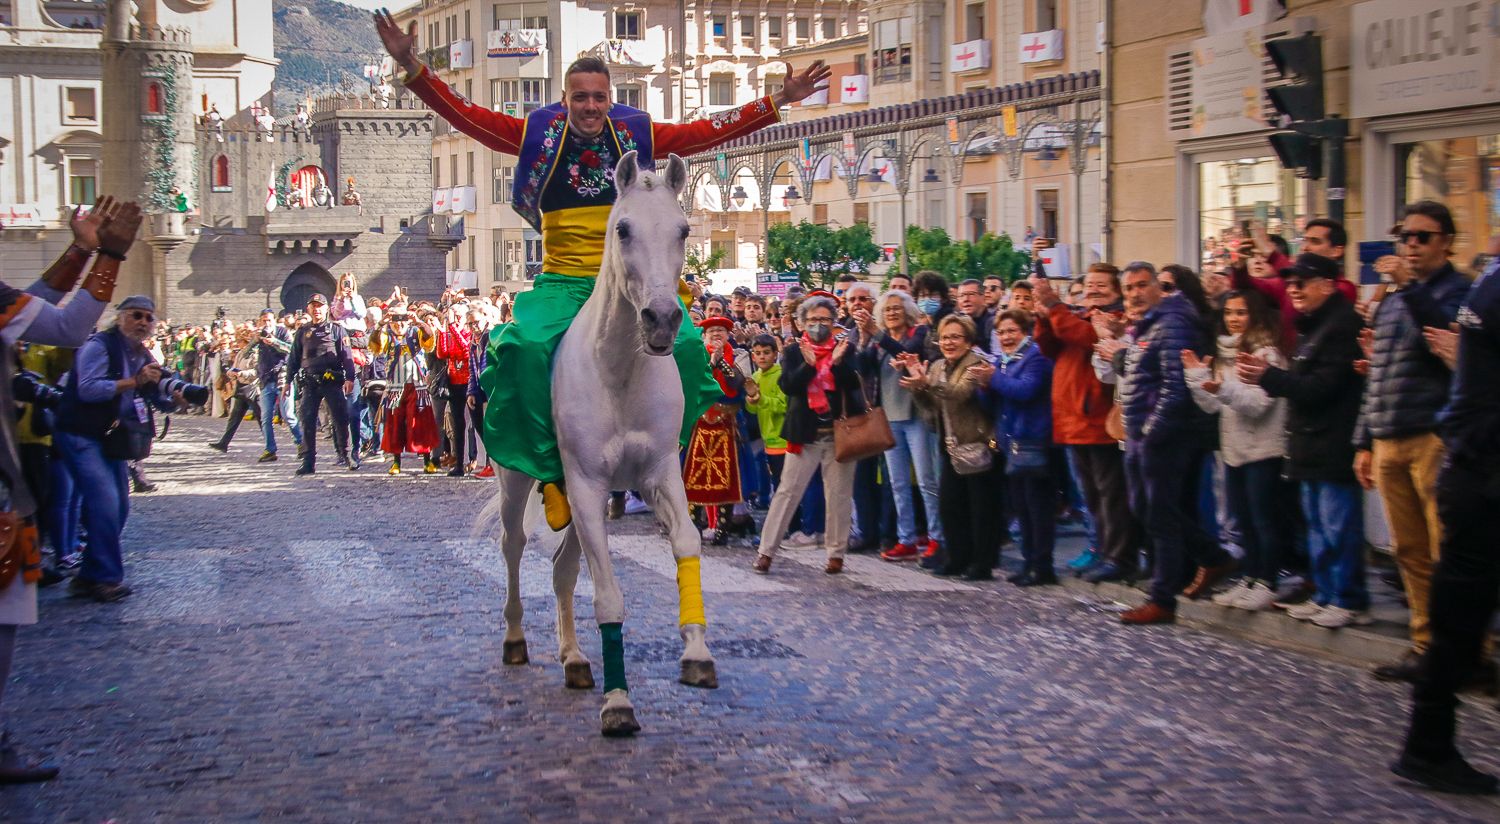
left=922, top=168, right=940, bottom=183
left=782, top=184, right=800, bottom=208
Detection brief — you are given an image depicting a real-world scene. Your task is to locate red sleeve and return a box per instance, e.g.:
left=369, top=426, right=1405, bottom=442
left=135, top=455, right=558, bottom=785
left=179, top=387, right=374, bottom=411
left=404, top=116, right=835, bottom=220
left=403, top=65, right=522, bottom=155
left=653, top=97, right=782, bottom=158
left=1335, top=278, right=1357, bottom=301
left=1047, top=303, right=1102, bottom=349
left=1034, top=310, right=1062, bottom=358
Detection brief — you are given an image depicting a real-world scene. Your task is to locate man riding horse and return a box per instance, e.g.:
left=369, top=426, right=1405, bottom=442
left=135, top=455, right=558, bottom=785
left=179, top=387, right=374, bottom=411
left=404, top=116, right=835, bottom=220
left=375, top=10, right=830, bottom=529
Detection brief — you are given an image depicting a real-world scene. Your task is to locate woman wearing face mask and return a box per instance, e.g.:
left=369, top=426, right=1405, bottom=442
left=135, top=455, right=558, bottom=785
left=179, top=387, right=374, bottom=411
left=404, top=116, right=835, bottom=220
left=903, top=314, right=1000, bottom=580
left=977, top=309, right=1057, bottom=586
left=911, top=271, right=956, bottom=362
left=1183, top=290, right=1288, bottom=610
left=751, top=295, right=866, bottom=576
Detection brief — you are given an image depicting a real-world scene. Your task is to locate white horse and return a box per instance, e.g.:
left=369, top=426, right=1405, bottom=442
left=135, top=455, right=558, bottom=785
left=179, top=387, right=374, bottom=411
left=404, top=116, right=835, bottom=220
left=488, top=151, right=716, bottom=736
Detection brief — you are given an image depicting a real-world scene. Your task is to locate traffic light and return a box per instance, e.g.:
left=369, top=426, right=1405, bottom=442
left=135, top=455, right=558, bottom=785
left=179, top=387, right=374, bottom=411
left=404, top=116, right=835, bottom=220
left=1268, top=132, right=1321, bottom=181
left=1263, top=31, right=1347, bottom=222
left=1265, top=34, right=1324, bottom=125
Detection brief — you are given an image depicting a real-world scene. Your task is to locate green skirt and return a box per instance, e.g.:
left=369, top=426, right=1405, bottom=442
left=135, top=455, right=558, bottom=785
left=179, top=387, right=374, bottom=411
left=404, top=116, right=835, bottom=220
left=477, top=272, right=718, bottom=484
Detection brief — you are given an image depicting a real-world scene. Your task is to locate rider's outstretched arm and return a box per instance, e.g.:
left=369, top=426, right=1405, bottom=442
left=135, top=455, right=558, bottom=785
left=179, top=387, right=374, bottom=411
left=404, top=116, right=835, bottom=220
left=652, top=98, right=782, bottom=159
left=403, top=66, right=523, bottom=156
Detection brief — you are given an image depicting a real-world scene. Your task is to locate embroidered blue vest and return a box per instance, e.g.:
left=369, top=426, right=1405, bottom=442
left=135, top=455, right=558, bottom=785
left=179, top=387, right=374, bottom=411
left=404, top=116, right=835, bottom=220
left=512, top=102, right=655, bottom=232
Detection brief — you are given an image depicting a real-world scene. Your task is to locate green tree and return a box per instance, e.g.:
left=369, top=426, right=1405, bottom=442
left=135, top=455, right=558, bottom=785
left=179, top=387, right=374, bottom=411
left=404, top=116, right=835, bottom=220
left=683, top=246, right=726, bottom=282
left=903, top=225, right=1029, bottom=283
left=766, top=220, right=882, bottom=288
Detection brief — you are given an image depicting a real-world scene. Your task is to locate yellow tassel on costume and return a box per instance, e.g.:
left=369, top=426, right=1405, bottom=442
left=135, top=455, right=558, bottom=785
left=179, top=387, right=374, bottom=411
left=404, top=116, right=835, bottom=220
left=676, top=556, right=706, bottom=627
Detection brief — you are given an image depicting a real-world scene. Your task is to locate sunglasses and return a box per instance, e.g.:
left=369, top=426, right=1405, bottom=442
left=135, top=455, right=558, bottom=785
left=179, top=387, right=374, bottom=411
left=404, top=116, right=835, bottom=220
left=128, top=311, right=155, bottom=322
left=1160, top=282, right=1177, bottom=293
left=984, top=285, right=1003, bottom=291
left=1399, top=230, right=1446, bottom=245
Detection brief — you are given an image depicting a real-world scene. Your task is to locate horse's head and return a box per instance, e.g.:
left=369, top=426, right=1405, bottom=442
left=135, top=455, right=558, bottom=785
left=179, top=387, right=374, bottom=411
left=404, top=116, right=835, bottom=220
left=607, top=150, right=690, bottom=357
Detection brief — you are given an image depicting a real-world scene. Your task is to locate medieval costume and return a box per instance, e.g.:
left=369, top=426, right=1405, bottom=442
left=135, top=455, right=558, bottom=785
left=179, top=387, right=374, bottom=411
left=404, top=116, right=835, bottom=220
left=372, top=306, right=439, bottom=474
left=683, top=317, right=752, bottom=544
left=402, top=65, right=780, bottom=528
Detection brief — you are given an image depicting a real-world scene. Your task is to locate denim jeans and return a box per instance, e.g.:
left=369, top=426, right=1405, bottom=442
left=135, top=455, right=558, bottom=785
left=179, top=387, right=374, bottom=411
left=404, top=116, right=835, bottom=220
left=852, top=455, right=896, bottom=546
left=1125, top=439, right=1230, bottom=607
left=1223, top=459, right=1285, bottom=585
left=56, top=431, right=130, bottom=585
left=1300, top=480, right=1369, bottom=610
left=1064, top=448, right=1098, bottom=548
left=280, top=382, right=304, bottom=447
left=884, top=418, right=944, bottom=545
left=46, top=443, right=82, bottom=561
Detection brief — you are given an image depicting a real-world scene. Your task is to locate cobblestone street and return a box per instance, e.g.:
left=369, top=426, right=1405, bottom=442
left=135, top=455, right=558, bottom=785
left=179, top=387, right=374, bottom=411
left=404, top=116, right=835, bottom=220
left=4, top=416, right=1499, bottom=821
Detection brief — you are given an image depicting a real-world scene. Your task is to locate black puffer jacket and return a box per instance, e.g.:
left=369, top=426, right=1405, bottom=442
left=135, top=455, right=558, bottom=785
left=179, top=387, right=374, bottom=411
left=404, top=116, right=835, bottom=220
left=1353, top=263, right=1468, bottom=449
left=1118, top=293, right=1214, bottom=446
left=1260, top=292, right=1365, bottom=482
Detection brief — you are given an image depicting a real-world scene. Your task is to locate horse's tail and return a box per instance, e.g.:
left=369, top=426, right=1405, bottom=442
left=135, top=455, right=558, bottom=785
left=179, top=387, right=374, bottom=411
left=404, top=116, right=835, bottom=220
left=469, top=470, right=568, bottom=561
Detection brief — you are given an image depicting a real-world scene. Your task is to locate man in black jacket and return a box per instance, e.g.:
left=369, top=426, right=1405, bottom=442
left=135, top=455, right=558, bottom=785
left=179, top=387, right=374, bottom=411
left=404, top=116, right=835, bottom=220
left=1394, top=236, right=1500, bottom=796
left=1239, top=253, right=1369, bottom=628
left=1356, top=201, right=1482, bottom=679
left=285, top=294, right=356, bottom=475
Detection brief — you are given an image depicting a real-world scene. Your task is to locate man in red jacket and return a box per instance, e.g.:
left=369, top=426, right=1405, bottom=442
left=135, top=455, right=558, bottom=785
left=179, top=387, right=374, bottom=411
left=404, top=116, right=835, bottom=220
left=434, top=307, right=473, bottom=477
left=1033, top=263, right=1140, bottom=582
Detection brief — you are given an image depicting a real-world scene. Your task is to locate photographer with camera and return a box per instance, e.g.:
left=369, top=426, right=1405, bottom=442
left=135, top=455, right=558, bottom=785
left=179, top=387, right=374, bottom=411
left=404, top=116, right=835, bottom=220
left=250, top=308, right=297, bottom=462
left=285, top=293, right=356, bottom=475
left=55, top=295, right=186, bottom=605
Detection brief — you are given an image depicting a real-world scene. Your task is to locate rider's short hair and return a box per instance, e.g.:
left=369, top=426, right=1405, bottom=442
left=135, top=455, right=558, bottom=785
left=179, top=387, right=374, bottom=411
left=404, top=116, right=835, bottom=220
left=565, top=57, right=611, bottom=88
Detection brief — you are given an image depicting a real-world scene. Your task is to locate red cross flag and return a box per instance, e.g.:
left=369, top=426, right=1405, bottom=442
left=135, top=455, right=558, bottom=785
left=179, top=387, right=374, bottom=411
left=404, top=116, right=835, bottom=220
left=1019, top=30, right=1064, bottom=64
left=1202, top=0, right=1286, bottom=35
left=839, top=74, right=868, bottom=104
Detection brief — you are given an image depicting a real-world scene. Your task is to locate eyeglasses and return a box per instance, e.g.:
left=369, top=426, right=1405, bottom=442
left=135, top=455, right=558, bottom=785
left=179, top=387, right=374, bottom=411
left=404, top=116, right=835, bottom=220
left=1399, top=230, right=1446, bottom=245
left=1283, top=279, right=1306, bottom=290
left=938, top=334, right=969, bottom=342
left=128, top=311, right=155, bottom=322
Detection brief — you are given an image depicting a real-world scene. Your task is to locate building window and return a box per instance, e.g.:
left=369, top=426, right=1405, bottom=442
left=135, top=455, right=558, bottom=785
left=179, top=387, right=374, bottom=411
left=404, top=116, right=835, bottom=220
left=615, top=84, right=643, bottom=109
left=492, top=229, right=505, bottom=279
left=450, top=155, right=459, bottom=189
left=711, top=14, right=727, bottom=39
left=503, top=238, right=523, bottom=279
left=67, top=158, right=97, bottom=206
left=768, top=17, right=782, bottom=40
left=500, top=79, right=520, bottom=113
left=466, top=151, right=475, bottom=185
left=493, top=164, right=514, bottom=203
left=853, top=201, right=870, bottom=225
left=523, top=15, right=548, bottom=29
left=711, top=234, right=737, bottom=268
left=764, top=77, right=783, bottom=101
left=821, top=17, right=838, bottom=40
left=144, top=80, right=163, bottom=114
left=794, top=17, right=810, bottom=42
left=464, top=79, right=473, bottom=104
left=1196, top=157, right=1311, bottom=269
left=521, top=79, right=546, bottom=114
left=433, top=155, right=441, bottom=188
left=1035, top=189, right=1058, bottom=244
left=966, top=191, right=989, bottom=240
left=489, top=78, right=502, bottom=110
left=709, top=73, right=734, bottom=106
left=64, top=87, right=97, bottom=124
left=965, top=3, right=985, bottom=41
left=854, top=53, right=867, bottom=75
left=1395, top=135, right=1500, bottom=267
left=813, top=203, right=829, bottom=224
left=873, top=18, right=913, bottom=84
left=740, top=15, right=755, bottom=41
left=1035, top=0, right=1058, bottom=31
left=212, top=155, right=231, bottom=191
left=614, top=11, right=642, bottom=40
left=525, top=236, right=543, bottom=279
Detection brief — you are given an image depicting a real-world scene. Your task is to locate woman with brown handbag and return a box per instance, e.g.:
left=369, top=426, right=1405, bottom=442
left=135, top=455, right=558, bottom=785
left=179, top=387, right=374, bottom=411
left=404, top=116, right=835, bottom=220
left=903, top=314, right=1001, bottom=580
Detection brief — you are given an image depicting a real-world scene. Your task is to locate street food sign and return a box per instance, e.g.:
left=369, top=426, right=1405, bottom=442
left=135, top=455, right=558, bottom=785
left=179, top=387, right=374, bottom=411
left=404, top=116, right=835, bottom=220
left=1349, top=0, right=1499, bottom=119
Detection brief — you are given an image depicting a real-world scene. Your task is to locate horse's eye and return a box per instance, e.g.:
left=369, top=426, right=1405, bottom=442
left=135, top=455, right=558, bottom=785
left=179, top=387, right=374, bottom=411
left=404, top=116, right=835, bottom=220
left=678, top=225, right=690, bottom=241
left=617, top=222, right=631, bottom=241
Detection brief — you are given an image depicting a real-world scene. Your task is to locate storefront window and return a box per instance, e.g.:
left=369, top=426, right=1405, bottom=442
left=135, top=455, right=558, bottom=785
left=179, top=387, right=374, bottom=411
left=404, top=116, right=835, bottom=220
left=1197, top=157, right=1313, bottom=270
left=1396, top=134, right=1500, bottom=270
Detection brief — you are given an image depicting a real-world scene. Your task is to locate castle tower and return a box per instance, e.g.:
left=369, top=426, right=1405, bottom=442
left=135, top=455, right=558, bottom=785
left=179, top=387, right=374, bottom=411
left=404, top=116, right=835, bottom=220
left=100, top=0, right=197, bottom=311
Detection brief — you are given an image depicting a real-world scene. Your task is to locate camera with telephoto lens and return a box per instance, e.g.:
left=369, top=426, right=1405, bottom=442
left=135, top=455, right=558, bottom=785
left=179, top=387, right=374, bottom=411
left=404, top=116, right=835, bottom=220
left=155, top=371, right=211, bottom=406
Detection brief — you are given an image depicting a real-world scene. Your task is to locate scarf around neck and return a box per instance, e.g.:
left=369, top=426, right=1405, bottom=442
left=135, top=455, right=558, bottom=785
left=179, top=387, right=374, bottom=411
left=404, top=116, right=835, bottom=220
left=707, top=341, right=739, bottom=397
left=800, top=332, right=838, bottom=414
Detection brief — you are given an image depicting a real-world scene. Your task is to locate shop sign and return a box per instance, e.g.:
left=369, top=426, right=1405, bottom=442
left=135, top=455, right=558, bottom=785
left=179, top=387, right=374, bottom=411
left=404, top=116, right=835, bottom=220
left=1349, top=0, right=1499, bottom=119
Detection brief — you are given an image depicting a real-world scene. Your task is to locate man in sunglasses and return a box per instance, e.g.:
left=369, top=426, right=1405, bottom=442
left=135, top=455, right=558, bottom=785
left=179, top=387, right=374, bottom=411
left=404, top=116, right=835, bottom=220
left=1395, top=226, right=1500, bottom=796
left=1353, top=201, right=1479, bottom=688
left=1238, top=253, right=1369, bottom=628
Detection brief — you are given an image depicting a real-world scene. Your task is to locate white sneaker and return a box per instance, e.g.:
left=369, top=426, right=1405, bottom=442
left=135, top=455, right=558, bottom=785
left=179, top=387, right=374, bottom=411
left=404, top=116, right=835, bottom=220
left=1311, top=605, right=1373, bottom=629
left=1212, top=580, right=1251, bottom=607
left=1236, top=581, right=1278, bottom=612
left=784, top=531, right=823, bottom=549
left=1285, top=602, right=1326, bottom=621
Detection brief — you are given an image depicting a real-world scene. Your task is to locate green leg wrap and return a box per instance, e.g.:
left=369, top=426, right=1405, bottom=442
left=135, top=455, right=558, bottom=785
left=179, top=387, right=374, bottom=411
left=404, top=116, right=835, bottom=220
left=600, top=622, right=627, bottom=693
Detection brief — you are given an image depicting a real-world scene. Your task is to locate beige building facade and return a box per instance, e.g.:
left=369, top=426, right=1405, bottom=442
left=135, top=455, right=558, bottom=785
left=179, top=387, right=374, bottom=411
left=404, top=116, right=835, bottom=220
left=1108, top=0, right=1500, bottom=271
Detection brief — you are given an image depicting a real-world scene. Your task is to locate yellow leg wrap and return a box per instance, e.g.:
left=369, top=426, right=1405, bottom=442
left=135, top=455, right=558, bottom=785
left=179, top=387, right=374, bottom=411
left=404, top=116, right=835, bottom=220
left=675, top=556, right=706, bottom=627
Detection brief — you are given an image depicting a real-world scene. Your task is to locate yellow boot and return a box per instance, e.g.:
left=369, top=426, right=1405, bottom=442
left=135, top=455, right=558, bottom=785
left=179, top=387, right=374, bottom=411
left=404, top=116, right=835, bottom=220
left=541, top=482, right=572, bottom=531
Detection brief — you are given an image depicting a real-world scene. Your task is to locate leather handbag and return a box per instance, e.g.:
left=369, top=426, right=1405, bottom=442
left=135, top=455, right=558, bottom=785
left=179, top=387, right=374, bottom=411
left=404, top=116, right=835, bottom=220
left=1105, top=402, right=1125, bottom=442
left=833, top=405, right=896, bottom=463
left=938, top=370, right=994, bottom=476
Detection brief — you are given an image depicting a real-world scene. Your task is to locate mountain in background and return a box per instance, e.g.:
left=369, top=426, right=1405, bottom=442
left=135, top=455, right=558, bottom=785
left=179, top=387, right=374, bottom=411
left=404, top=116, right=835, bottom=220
left=272, top=0, right=385, bottom=115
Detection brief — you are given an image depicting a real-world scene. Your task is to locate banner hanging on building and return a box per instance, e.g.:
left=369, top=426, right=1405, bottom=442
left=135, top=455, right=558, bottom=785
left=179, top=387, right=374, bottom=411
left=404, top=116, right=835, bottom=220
left=839, top=74, right=869, bottom=104
left=487, top=29, right=546, bottom=58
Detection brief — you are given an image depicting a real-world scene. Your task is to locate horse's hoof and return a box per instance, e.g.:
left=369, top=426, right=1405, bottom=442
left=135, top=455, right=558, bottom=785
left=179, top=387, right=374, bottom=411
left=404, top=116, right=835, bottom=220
left=680, top=659, right=719, bottom=689
left=564, top=661, right=595, bottom=690
left=502, top=639, right=529, bottom=665
left=600, top=705, right=641, bottom=737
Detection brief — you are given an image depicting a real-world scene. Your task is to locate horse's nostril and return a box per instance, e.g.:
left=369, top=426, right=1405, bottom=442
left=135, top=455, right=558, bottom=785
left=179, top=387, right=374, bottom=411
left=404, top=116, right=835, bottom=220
left=665, top=306, right=683, bottom=329
left=640, top=307, right=658, bottom=326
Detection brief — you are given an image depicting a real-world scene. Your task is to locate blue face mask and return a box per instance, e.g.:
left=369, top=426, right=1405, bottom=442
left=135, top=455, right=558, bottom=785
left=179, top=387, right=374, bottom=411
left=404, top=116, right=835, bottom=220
left=917, top=298, right=941, bottom=316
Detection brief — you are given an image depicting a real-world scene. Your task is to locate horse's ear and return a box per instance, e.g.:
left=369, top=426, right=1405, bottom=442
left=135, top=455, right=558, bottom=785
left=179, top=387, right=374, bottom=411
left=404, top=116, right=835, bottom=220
left=616, top=150, right=639, bottom=190
left=665, top=153, right=688, bottom=196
